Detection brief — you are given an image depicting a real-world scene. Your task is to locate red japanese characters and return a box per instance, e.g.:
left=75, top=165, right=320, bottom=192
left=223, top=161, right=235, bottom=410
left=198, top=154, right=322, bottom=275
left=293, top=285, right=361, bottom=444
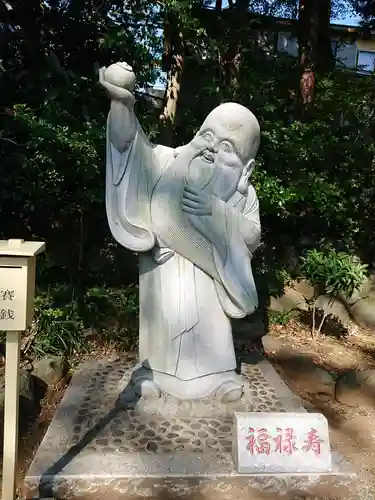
left=302, top=428, right=321, bottom=456
left=234, top=413, right=331, bottom=474
left=246, top=427, right=322, bottom=456
left=274, top=427, right=297, bottom=455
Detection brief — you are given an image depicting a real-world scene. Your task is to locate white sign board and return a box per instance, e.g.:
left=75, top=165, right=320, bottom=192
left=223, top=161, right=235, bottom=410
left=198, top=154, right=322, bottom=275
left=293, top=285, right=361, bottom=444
left=0, top=266, right=24, bottom=331
left=233, top=412, right=331, bottom=474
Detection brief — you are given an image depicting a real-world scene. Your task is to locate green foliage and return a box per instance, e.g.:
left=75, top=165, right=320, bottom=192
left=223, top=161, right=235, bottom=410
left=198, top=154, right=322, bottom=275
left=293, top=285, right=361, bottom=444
left=31, top=285, right=139, bottom=359
left=299, top=248, right=368, bottom=337
left=268, top=309, right=294, bottom=326
left=300, top=248, right=368, bottom=299
left=181, top=49, right=375, bottom=263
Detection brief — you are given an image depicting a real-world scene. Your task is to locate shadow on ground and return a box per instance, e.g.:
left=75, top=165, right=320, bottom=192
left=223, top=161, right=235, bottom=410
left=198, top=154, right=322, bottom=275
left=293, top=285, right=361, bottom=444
left=359, top=346, right=375, bottom=363
left=299, top=310, right=349, bottom=340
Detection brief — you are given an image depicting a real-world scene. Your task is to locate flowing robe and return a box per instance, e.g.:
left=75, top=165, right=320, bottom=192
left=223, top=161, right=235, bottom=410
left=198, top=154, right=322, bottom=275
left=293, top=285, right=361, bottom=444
left=106, top=116, right=261, bottom=381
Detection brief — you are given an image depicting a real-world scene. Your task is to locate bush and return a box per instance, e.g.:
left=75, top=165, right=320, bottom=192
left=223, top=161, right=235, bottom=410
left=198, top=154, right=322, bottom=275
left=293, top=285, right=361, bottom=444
left=29, top=284, right=139, bottom=359
left=299, top=248, right=368, bottom=338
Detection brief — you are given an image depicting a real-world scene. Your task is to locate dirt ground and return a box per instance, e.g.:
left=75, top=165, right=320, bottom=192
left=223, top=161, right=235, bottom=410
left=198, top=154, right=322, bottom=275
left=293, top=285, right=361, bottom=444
left=14, top=378, right=68, bottom=498
left=266, top=319, right=375, bottom=499
left=3, top=319, right=375, bottom=499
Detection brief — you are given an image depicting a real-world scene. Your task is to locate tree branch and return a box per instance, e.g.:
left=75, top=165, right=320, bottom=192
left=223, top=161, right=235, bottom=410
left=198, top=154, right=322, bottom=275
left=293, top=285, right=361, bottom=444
left=0, top=136, right=23, bottom=146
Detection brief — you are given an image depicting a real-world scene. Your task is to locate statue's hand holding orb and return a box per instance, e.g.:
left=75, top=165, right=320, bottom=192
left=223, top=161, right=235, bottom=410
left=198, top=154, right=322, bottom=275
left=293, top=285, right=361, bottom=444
left=104, top=62, right=136, bottom=90
left=99, top=62, right=136, bottom=105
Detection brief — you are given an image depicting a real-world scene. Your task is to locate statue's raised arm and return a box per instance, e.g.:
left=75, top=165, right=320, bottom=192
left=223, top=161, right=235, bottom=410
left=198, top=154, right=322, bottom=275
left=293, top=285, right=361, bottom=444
left=99, top=63, right=137, bottom=153
left=100, top=62, right=173, bottom=253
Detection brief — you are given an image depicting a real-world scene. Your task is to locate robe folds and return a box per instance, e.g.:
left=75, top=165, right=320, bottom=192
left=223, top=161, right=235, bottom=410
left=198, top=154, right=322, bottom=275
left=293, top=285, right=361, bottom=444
left=106, top=115, right=261, bottom=380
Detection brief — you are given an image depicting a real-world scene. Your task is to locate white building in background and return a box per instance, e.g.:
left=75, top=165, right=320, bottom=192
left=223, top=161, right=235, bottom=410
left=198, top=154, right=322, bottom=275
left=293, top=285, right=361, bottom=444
left=269, top=19, right=375, bottom=74
left=149, top=18, right=375, bottom=97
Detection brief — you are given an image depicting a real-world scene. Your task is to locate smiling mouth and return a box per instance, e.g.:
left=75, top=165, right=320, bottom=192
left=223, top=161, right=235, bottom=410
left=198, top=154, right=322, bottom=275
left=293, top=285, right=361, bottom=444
left=201, top=151, right=214, bottom=163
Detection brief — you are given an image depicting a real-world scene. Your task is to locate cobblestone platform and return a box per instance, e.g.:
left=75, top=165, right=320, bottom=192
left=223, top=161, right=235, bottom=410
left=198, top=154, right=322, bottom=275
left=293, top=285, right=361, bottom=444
left=24, top=355, right=355, bottom=500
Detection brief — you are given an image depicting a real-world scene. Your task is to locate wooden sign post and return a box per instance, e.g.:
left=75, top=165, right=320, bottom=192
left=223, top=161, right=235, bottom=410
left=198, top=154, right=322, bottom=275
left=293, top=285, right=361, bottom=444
left=0, top=239, right=45, bottom=500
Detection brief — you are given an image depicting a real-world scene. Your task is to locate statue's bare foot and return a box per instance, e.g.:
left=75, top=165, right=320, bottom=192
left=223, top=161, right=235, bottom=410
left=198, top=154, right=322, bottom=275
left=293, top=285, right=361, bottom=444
left=216, top=381, right=243, bottom=403
left=134, top=379, right=161, bottom=399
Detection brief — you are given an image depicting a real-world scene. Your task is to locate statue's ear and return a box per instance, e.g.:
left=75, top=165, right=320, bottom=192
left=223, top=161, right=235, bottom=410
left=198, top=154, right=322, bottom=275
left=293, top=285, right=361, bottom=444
left=238, top=159, right=255, bottom=194
left=244, top=158, right=255, bottom=179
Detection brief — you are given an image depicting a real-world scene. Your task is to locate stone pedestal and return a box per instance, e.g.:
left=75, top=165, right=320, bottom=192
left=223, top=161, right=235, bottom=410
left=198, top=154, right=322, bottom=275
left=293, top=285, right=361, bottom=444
left=24, top=356, right=355, bottom=499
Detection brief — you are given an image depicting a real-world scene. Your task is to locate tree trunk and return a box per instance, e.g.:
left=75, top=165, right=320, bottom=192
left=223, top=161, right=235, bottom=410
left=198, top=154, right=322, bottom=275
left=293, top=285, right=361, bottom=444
left=160, top=14, right=184, bottom=146
left=299, top=0, right=334, bottom=105
left=222, top=0, right=249, bottom=90
left=160, top=50, right=184, bottom=146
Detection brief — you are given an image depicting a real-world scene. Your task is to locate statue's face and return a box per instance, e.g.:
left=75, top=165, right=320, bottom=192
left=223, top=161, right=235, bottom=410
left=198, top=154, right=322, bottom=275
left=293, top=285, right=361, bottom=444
left=187, top=123, right=245, bottom=201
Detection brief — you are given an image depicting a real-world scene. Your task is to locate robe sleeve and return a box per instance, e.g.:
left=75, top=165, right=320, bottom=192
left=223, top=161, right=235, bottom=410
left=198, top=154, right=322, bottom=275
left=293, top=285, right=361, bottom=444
left=105, top=114, right=158, bottom=253
left=213, top=187, right=260, bottom=318
left=191, top=185, right=261, bottom=319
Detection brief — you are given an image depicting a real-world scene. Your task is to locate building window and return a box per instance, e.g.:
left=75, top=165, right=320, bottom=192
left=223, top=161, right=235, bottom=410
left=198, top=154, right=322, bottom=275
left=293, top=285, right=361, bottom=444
left=357, top=50, right=375, bottom=73
left=277, top=31, right=298, bottom=57
left=331, top=40, right=338, bottom=58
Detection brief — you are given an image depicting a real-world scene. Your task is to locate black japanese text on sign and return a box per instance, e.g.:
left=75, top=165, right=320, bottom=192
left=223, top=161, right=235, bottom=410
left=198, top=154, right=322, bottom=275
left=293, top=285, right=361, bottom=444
left=0, top=289, right=16, bottom=320
left=0, top=289, right=15, bottom=301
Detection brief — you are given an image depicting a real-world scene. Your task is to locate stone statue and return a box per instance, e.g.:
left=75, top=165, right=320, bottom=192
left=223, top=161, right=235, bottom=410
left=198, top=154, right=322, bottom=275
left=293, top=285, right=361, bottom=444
left=100, top=62, right=261, bottom=403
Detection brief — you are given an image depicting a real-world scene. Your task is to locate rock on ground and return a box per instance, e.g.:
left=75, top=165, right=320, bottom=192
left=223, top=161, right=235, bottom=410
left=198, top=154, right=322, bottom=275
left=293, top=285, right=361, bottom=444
left=349, top=298, right=375, bottom=329
left=270, top=278, right=375, bottom=330
left=269, top=286, right=308, bottom=316
left=292, top=279, right=316, bottom=301
left=0, top=370, right=34, bottom=411
left=335, top=370, right=375, bottom=407
left=314, top=294, right=351, bottom=325
left=0, top=370, right=38, bottom=444
left=33, top=355, right=66, bottom=387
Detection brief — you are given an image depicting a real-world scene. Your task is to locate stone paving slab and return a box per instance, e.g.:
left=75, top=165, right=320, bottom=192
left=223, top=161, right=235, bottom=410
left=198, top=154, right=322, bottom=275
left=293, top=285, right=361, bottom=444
left=24, top=356, right=355, bottom=499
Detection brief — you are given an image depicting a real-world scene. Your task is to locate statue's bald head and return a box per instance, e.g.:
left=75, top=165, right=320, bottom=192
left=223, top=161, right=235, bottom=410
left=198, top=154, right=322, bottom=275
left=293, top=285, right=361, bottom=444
left=201, top=102, right=260, bottom=164
left=184, top=102, right=260, bottom=200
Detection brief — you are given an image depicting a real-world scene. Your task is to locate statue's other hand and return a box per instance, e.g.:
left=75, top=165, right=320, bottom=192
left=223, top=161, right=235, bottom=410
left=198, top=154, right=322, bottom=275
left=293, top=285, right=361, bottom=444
left=181, top=185, right=212, bottom=216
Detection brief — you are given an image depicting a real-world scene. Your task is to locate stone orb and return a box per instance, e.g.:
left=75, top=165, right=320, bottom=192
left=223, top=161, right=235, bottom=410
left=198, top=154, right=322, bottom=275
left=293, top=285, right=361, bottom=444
left=105, top=62, right=135, bottom=90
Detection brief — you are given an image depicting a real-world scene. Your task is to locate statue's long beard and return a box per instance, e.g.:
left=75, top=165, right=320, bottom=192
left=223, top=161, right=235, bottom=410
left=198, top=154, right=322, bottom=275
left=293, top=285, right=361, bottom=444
left=185, top=153, right=238, bottom=202
left=150, top=143, right=219, bottom=279
left=150, top=144, right=245, bottom=282
left=185, top=156, right=215, bottom=191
